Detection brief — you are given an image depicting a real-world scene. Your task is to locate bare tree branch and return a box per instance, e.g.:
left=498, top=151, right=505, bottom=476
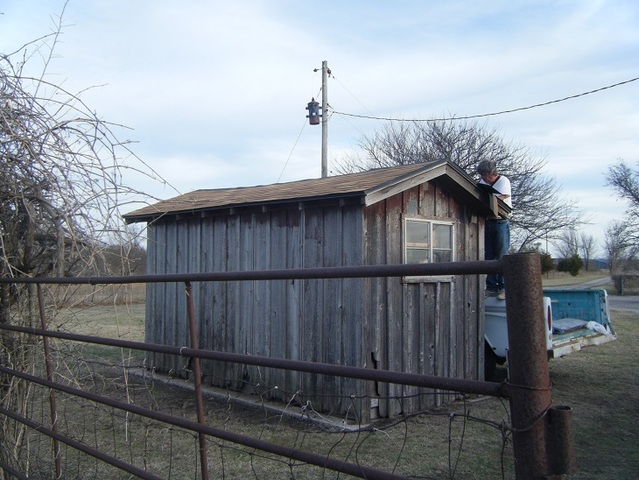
left=337, top=120, right=582, bottom=250
left=1, top=34, right=176, bottom=287
left=1, top=10, right=179, bottom=472
left=606, top=159, right=639, bottom=247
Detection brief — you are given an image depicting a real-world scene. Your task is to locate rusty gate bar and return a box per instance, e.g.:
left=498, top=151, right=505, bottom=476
left=0, top=323, right=510, bottom=398
left=0, top=458, right=27, bottom=480
left=0, top=260, right=501, bottom=285
left=503, top=253, right=555, bottom=479
left=184, top=281, right=209, bottom=480
left=0, top=255, right=576, bottom=478
left=36, top=284, right=62, bottom=480
left=0, top=365, right=407, bottom=480
left=0, top=405, right=164, bottom=480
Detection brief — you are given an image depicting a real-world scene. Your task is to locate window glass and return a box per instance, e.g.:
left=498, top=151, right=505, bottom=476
left=406, top=221, right=429, bottom=247
left=432, top=249, right=452, bottom=263
left=405, top=219, right=453, bottom=264
left=406, top=248, right=430, bottom=264
left=432, top=223, right=452, bottom=249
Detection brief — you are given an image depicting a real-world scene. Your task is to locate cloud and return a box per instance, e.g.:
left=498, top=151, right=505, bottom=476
left=2, top=0, right=638, bottom=256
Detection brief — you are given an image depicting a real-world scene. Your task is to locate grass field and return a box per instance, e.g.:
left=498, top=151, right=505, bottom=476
left=45, top=283, right=639, bottom=479
left=547, top=309, right=639, bottom=478
left=540, top=270, right=610, bottom=287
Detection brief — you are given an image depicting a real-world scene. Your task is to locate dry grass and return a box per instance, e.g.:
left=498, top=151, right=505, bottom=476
left=55, top=302, right=145, bottom=340
left=546, top=309, right=639, bottom=478
left=21, top=299, right=638, bottom=479
left=50, top=283, right=146, bottom=307
left=541, top=270, right=610, bottom=288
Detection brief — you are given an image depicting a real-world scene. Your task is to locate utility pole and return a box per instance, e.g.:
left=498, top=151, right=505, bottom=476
left=307, top=61, right=330, bottom=178
left=320, top=60, right=329, bottom=178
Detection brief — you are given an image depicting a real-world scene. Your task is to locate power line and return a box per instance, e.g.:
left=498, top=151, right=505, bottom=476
left=331, top=76, right=639, bottom=123
left=277, top=118, right=308, bottom=183
left=330, top=74, right=375, bottom=117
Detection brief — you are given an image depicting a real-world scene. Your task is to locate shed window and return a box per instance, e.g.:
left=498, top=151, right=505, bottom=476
left=404, top=218, right=453, bottom=263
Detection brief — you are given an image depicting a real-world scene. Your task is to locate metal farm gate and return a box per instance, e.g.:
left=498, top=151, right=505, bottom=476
left=0, top=253, right=575, bottom=479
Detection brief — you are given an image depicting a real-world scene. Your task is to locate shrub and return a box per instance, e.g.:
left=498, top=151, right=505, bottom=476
left=557, top=254, right=584, bottom=276
left=540, top=252, right=555, bottom=275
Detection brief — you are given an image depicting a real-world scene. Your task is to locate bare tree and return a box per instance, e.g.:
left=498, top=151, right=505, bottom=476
left=555, top=228, right=580, bottom=259
left=1, top=25, right=170, bottom=280
left=579, top=232, right=597, bottom=271
left=338, top=120, right=582, bottom=251
left=604, top=222, right=630, bottom=273
left=606, top=159, right=639, bottom=246
left=1, top=8, right=172, bottom=473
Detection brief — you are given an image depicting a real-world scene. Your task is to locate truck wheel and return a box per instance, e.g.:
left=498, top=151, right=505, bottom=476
left=484, top=342, right=498, bottom=381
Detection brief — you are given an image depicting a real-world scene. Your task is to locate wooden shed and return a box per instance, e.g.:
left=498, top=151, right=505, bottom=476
left=124, top=160, right=508, bottom=421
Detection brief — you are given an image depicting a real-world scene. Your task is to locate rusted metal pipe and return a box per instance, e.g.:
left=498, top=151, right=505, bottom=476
left=0, top=365, right=408, bottom=480
left=0, top=323, right=510, bottom=398
left=545, top=405, right=577, bottom=475
left=503, top=253, right=553, bottom=479
left=0, top=404, right=163, bottom=480
left=0, top=260, right=501, bottom=285
left=0, top=458, right=27, bottom=480
left=36, top=284, right=62, bottom=480
left=184, top=282, right=209, bottom=480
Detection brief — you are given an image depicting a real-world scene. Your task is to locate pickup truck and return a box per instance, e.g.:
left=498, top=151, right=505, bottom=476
left=484, top=289, right=616, bottom=379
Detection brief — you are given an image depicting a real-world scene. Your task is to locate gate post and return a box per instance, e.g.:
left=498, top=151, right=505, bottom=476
left=502, top=253, right=552, bottom=478
left=185, top=282, right=209, bottom=480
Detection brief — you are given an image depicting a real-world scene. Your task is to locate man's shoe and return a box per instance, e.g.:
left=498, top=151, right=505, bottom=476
left=485, top=290, right=498, bottom=298
left=497, top=289, right=506, bottom=300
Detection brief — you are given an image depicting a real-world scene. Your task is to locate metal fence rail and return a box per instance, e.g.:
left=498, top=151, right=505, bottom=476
left=0, top=253, right=574, bottom=479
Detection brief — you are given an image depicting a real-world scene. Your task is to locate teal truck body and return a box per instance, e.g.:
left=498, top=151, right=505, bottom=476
left=543, top=289, right=616, bottom=358
left=484, top=288, right=616, bottom=377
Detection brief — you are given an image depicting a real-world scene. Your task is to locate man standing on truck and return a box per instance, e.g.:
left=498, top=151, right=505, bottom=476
left=477, top=160, right=512, bottom=300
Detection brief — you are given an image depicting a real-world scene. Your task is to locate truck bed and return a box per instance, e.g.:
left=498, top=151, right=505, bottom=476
left=544, top=289, right=616, bottom=358
left=551, top=319, right=616, bottom=358
left=484, top=289, right=616, bottom=363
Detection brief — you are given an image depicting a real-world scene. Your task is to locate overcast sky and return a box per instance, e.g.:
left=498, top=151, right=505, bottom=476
left=2, top=0, right=638, bottom=255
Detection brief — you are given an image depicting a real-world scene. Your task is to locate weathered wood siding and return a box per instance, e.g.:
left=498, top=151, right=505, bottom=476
left=362, top=179, right=482, bottom=417
left=145, top=203, right=368, bottom=414
left=144, top=178, right=484, bottom=422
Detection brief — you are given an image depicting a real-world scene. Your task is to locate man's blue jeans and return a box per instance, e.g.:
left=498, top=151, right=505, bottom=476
left=485, top=220, right=510, bottom=292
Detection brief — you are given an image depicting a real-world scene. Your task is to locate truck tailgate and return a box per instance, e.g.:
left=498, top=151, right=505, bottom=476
left=551, top=322, right=616, bottom=357
left=543, top=289, right=616, bottom=358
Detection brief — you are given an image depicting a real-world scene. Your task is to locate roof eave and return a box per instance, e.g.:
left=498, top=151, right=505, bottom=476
left=124, top=191, right=366, bottom=224
left=363, top=160, right=448, bottom=206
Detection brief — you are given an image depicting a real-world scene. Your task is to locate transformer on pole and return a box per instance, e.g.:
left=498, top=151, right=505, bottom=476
left=306, top=98, right=320, bottom=125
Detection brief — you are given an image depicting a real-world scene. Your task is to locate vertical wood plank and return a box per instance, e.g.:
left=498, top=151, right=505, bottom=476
left=143, top=173, right=486, bottom=419
left=302, top=207, right=323, bottom=406
left=163, top=220, right=179, bottom=375
left=385, top=193, right=404, bottom=417
left=362, top=201, right=387, bottom=419
left=321, top=206, right=341, bottom=412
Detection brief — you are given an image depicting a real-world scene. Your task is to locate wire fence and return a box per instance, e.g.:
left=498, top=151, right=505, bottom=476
left=0, top=254, right=570, bottom=479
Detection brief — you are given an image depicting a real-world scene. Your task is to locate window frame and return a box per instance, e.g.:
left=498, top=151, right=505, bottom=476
left=402, top=216, right=455, bottom=283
